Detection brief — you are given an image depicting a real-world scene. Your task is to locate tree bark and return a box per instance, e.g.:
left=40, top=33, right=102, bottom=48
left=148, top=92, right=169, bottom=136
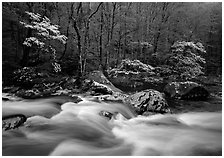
left=99, top=3, right=104, bottom=68
left=116, top=3, right=122, bottom=66
left=153, top=2, right=169, bottom=54
left=73, top=20, right=82, bottom=76
left=21, top=2, right=34, bottom=66
left=60, top=3, right=74, bottom=60
left=73, top=2, right=83, bottom=77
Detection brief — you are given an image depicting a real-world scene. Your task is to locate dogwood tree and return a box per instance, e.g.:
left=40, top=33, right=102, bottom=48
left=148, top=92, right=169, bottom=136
left=20, top=11, right=67, bottom=72
left=164, top=41, right=206, bottom=80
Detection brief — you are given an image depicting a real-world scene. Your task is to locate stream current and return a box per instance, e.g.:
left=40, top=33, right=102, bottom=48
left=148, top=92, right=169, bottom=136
left=2, top=95, right=222, bottom=156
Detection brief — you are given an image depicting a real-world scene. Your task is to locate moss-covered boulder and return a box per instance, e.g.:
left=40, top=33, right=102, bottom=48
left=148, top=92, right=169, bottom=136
left=87, top=70, right=122, bottom=93
left=82, top=79, right=116, bottom=96
left=128, top=89, right=171, bottom=115
left=80, top=70, right=124, bottom=96
left=164, top=81, right=209, bottom=100
left=2, top=114, right=27, bottom=131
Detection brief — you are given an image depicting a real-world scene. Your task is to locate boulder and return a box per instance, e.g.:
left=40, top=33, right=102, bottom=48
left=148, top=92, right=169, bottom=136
left=15, top=89, right=42, bottom=99
left=2, top=114, right=27, bottom=131
left=82, top=79, right=114, bottom=96
left=3, top=86, right=20, bottom=93
left=2, top=93, right=22, bottom=101
left=128, top=89, right=171, bottom=115
left=88, top=70, right=122, bottom=93
left=88, top=70, right=113, bottom=85
left=108, top=59, right=165, bottom=92
left=164, top=81, right=209, bottom=100
left=82, top=70, right=123, bottom=96
left=99, top=111, right=114, bottom=120
left=100, top=92, right=130, bottom=103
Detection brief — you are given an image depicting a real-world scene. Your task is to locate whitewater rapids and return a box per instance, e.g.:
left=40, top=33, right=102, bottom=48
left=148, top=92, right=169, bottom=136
left=2, top=96, right=222, bottom=156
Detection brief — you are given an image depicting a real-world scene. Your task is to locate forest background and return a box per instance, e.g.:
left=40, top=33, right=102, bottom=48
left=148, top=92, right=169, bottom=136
left=2, top=2, right=222, bottom=86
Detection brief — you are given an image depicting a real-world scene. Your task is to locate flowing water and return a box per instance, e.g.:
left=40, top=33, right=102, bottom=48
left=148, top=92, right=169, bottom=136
left=2, top=96, right=222, bottom=156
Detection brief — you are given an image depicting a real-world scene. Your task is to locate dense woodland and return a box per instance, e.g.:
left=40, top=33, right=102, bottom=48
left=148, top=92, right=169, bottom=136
left=2, top=2, right=222, bottom=86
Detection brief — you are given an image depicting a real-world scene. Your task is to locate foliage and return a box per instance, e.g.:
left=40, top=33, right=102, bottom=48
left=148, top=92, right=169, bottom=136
left=2, top=2, right=222, bottom=86
left=20, top=11, right=67, bottom=62
left=13, top=61, right=64, bottom=88
left=108, top=59, right=166, bottom=92
left=164, top=41, right=206, bottom=80
left=116, top=59, right=155, bottom=73
left=51, top=62, right=61, bottom=73
left=13, top=67, right=47, bottom=88
left=109, top=59, right=156, bottom=80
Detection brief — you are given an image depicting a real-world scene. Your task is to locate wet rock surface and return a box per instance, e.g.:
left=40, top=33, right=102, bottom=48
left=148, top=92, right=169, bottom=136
left=2, top=114, right=27, bottom=131
left=82, top=79, right=113, bottom=96
left=164, top=81, right=209, bottom=100
left=128, top=89, right=171, bottom=115
left=82, top=70, right=123, bottom=96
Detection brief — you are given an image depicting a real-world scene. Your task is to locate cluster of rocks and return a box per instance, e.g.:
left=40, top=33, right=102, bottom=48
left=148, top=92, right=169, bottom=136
left=106, top=59, right=210, bottom=115
left=3, top=59, right=210, bottom=118
left=5, top=66, right=118, bottom=99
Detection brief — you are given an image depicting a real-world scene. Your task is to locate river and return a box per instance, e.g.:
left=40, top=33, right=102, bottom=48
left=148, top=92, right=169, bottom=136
left=2, top=95, right=222, bottom=156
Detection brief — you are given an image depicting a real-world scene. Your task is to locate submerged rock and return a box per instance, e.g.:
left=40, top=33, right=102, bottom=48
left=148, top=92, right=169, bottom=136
left=2, top=114, right=27, bottom=131
left=99, top=111, right=114, bottom=120
left=128, top=89, right=171, bottom=115
left=164, top=81, right=209, bottom=100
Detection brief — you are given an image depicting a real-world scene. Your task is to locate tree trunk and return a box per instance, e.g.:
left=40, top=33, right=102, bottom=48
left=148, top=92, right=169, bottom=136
left=110, top=2, right=116, bottom=40
left=21, top=2, right=34, bottom=66
left=105, top=2, right=116, bottom=69
left=82, top=2, right=91, bottom=73
left=123, top=4, right=127, bottom=60
left=153, top=3, right=168, bottom=54
left=99, top=4, right=103, bottom=68
left=56, top=2, right=61, bottom=25
left=60, top=3, right=74, bottom=60
left=73, top=2, right=83, bottom=77
left=21, top=28, right=32, bottom=66
left=116, top=3, right=122, bottom=66
left=74, top=21, right=82, bottom=76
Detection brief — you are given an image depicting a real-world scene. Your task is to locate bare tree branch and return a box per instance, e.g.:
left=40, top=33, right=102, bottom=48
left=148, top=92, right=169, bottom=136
left=89, top=2, right=103, bottom=19
left=77, top=2, right=82, bottom=15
